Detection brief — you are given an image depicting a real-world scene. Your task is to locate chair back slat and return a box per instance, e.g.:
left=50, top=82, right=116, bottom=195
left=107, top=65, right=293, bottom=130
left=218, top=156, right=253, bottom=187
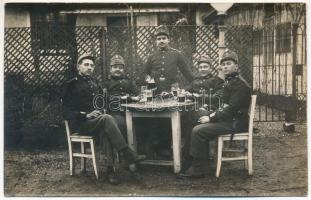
left=248, top=95, right=257, bottom=135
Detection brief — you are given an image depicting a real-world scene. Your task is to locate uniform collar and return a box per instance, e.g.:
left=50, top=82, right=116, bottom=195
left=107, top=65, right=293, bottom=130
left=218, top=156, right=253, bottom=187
left=158, top=46, right=170, bottom=52
left=77, top=74, right=93, bottom=81
left=199, top=74, right=213, bottom=79
left=110, top=74, right=126, bottom=80
left=225, top=72, right=239, bottom=81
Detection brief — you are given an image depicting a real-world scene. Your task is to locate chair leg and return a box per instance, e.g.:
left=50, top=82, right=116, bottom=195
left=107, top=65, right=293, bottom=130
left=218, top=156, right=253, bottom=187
left=68, top=142, right=74, bottom=176
left=248, top=140, right=253, bottom=175
left=81, top=142, right=86, bottom=173
left=216, top=137, right=223, bottom=178
left=90, top=140, right=98, bottom=179
left=244, top=141, right=248, bottom=170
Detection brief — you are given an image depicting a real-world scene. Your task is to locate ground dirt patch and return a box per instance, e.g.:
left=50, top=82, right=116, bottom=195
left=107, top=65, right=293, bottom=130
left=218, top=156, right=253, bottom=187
left=4, top=122, right=308, bottom=197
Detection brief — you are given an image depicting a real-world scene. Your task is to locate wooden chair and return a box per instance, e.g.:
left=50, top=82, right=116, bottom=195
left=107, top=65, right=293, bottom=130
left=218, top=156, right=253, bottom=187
left=216, top=95, right=257, bottom=177
left=64, top=120, right=98, bottom=179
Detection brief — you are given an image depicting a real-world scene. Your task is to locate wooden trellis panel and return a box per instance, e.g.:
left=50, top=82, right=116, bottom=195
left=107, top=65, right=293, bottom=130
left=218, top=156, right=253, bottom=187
left=75, top=26, right=104, bottom=82
left=194, top=26, right=219, bottom=75
left=225, top=25, right=253, bottom=85
left=5, top=24, right=305, bottom=123
left=4, top=28, right=34, bottom=90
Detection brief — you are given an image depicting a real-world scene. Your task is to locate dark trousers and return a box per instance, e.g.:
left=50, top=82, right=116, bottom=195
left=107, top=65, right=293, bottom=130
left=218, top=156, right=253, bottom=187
left=79, top=114, right=128, bottom=152
left=260, top=94, right=297, bottom=122
left=271, top=96, right=297, bottom=122
left=190, top=121, right=235, bottom=159
left=111, top=112, right=127, bottom=140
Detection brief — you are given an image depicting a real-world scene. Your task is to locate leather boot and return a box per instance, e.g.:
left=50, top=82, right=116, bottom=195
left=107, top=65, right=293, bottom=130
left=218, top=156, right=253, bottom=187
left=283, top=122, right=295, bottom=133
left=180, top=158, right=209, bottom=178
left=120, top=147, right=146, bottom=165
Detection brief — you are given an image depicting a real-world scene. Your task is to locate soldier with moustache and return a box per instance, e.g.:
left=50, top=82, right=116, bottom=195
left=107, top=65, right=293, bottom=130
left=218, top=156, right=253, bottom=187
left=62, top=53, right=145, bottom=185
left=181, top=49, right=251, bottom=177
left=141, top=25, right=195, bottom=158
left=105, top=54, right=138, bottom=138
left=145, top=25, right=195, bottom=93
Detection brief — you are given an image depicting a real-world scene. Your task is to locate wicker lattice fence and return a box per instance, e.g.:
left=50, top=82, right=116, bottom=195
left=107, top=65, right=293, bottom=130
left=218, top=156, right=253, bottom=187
left=4, top=24, right=306, bottom=146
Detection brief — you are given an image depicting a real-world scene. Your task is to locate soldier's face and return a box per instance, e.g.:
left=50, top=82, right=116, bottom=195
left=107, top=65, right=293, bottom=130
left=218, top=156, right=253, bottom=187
left=156, top=35, right=170, bottom=49
left=221, top=59, right=238, bottom=76
left=77, top=59, right=95, bottom=76
left=110, top=64, right=125, bottom=77
left=198, top=62, right=212, bottom=76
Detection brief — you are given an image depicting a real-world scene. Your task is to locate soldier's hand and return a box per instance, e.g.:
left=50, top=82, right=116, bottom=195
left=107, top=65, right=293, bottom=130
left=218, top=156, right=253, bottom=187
left=130, top=96, right=139, bottom=101
left=223, top=103, right=229, bottom=108
left=86, top=110, right=102, bottom=119
left=198, top=116, right=210, bottom=124
left=199, top=107, right=207, bottom=111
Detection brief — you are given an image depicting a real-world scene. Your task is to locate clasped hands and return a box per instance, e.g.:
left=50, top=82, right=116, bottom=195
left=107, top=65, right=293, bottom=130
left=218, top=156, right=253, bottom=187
left=86, top=110, right=102, bottom=119
left=197, top=103, right=229, bottom=124
left=198, top=116, right=210, bottom=124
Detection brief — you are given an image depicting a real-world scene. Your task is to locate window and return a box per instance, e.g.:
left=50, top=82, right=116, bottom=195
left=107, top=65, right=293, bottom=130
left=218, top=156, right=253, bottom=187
left=31, top=10, right=76, bottom=53
left=158, top=13, right=179, bottom=25
left=263, top=17, right=274, bottom=65
left=276, top=22, right=291, bottom=53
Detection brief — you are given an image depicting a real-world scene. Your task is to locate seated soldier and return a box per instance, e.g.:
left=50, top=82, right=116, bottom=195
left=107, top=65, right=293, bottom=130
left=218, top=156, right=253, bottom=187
left=181, top=49, right=251, bottom=177
left=105, top=54, right=139, bottom=138
left=187, top=54, right=224, bottom=110
left=62, top=53, right=145, bottom=185
left=182, top=54, right=224, bottom=162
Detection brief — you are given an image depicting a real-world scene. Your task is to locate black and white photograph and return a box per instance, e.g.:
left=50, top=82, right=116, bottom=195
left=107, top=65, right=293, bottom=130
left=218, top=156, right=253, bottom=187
left=2, top=0, right=308, bottom=198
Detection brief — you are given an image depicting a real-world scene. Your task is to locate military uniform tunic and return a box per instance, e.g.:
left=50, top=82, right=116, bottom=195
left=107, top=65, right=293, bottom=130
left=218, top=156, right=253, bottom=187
left=145, top=46, right=194, bottom=92
left=190, top=72, right=251, bottom=159
left=62, top=75, right=102, bottom=123
left=105, top=76, right=138, bottom=100
left=62, top=75, right=128, bottom=152
left=187, top=74, right=224, bottom=94
left=105, top=75, right=138, bottom=137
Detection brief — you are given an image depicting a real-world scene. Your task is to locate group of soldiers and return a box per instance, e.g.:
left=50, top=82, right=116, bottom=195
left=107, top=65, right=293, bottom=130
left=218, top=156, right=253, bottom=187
left=62, top=25, right=252, bottom=184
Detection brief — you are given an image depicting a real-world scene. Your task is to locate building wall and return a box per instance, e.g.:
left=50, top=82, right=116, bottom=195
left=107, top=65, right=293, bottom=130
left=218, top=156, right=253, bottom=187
left=5, top=7, right=31, bottom=28
left=136, top=14, right=157, bottom=26
left=226, top=4, right=306, bottom=96
left=76, top=14, right=107, bottom=26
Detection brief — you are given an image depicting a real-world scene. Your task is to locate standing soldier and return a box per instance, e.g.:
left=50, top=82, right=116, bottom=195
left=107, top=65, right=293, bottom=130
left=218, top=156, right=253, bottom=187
left=62, top=53, right=145, bottom=185
left=145, top=25, right=195, bottom=93
left=181, top=49, right=251, bottom=177
left=142, top=25, right=195, bottom=158
left=106, top=54, right=138, bottom=138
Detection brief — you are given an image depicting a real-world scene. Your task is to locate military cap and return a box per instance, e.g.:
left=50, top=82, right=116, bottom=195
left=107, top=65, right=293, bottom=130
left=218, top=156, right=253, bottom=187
left=77, top=52, right=95, bottom=64
left=198, top=54, right=212, bottom=65
left=110, top=54, right=125, bottom=66
left=220, top=49, right=238, bottom=63
left=154, top=25, right=170, bottom=37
